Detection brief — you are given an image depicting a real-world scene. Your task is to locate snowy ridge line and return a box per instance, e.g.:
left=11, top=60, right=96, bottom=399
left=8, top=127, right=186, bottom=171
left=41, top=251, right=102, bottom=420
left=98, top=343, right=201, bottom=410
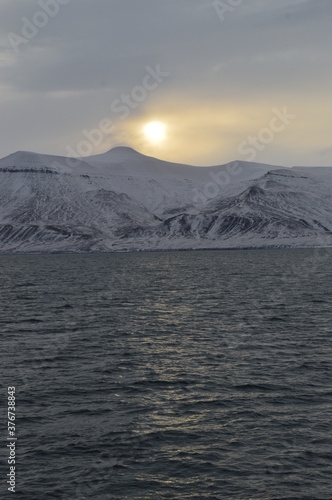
left=0, top=147, right=332, bottom=253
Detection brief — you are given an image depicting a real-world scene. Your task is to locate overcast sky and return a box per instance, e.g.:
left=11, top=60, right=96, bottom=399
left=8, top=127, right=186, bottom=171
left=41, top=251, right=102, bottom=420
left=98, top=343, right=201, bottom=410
left=0, top=0, right=331, bottom=166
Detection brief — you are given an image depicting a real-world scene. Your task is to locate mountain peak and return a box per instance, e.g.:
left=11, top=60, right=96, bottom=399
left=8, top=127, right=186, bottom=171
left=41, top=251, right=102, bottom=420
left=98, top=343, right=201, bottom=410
left=108, top=146, right=140, bottom=155
left=86, top=146, right=145, bottom=164
left=0, top=150, right=48, bottom=169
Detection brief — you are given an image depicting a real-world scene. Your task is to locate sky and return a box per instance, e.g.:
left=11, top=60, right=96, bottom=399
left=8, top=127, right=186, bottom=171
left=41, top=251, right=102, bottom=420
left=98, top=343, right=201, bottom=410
left=0, top=0, right=331, bottom=167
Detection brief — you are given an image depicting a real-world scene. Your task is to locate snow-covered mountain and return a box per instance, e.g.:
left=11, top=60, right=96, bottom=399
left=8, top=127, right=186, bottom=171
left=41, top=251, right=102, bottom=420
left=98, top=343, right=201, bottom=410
left=0, top=147, right=331, bottom=253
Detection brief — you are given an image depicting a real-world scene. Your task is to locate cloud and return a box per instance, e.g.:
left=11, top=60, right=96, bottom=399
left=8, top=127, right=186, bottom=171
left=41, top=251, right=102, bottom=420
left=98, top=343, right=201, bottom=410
left=0, top=0, right=331, bottom=166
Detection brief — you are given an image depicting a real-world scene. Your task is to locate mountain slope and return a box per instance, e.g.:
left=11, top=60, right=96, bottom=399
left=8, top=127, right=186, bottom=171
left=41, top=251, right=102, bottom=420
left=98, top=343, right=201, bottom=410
left=84, top=147, right=275, bottom=215
left=0, top=148, right=332, bottom=252
left=121, top=168, right=332, bottom=251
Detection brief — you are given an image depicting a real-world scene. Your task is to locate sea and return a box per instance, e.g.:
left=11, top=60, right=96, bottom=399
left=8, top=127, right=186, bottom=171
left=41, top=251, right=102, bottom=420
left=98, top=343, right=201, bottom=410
left=1, top=249, right=331, bottom=499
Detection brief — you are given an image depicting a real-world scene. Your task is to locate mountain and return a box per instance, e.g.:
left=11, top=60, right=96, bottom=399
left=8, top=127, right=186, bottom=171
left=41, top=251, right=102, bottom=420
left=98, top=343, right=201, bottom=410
left=0, top=147, right=331, bottom=253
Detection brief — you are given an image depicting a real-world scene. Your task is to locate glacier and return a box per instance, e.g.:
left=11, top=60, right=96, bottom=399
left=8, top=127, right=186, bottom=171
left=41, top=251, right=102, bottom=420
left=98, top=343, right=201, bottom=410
left=0, top=147, right=332, bottom=253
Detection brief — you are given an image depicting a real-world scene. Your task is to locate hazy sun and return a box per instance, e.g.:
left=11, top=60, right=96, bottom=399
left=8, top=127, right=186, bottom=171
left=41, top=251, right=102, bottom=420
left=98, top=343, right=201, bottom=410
left=143, top=121, right=167, bottom=144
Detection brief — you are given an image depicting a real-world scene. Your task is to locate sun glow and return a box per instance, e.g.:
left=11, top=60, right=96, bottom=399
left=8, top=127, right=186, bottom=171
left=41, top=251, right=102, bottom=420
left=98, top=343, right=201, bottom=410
left=143, top=121, right=167, bottom=144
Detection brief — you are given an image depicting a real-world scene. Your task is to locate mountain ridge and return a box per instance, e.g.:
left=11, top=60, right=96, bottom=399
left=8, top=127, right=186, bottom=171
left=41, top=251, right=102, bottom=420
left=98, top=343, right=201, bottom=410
left=0, top=147, right=331, bottom=253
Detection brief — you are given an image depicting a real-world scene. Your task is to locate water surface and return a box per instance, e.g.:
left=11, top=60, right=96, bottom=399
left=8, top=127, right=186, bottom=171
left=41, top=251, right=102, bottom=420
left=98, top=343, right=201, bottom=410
left=1, top=249, right=331, bottom=499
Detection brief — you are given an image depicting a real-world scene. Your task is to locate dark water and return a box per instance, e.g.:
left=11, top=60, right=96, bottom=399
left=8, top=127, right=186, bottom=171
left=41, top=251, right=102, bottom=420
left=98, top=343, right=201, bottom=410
left=1, top=249, right=332, bottom=499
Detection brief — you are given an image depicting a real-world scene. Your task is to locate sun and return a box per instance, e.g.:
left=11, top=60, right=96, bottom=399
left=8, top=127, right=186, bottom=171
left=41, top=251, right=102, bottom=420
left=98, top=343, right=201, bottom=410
left=143, top=121, right=167, bottom=144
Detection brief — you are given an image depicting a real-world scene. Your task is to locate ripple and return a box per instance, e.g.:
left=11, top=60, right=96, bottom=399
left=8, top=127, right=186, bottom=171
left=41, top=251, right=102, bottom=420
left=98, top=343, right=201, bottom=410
left=1, top=249, right=331, bottom=499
